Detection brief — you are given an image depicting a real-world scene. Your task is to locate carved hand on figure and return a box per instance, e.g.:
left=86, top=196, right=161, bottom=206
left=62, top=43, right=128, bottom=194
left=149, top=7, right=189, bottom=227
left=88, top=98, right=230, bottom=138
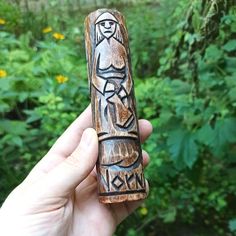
left=0, top=105, right=152, bottom=236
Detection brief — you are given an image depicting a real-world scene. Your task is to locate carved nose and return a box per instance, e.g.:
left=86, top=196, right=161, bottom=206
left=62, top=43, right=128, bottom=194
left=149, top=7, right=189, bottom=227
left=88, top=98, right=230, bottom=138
left=104, top=22, right=111, bottom=29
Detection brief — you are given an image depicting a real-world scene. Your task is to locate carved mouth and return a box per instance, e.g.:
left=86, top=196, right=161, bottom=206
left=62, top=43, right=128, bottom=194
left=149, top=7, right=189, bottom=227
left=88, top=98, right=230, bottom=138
left=104, top=30, right=112, bottom=33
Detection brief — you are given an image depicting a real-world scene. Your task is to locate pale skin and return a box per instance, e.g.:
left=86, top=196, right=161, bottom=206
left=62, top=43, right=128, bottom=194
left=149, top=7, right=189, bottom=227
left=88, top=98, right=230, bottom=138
left=0, top=105, right=152, bottom=236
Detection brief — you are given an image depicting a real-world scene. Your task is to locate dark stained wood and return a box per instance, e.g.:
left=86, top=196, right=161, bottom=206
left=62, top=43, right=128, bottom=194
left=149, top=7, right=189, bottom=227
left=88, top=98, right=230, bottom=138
left=85, top=9, right=147, bottom=203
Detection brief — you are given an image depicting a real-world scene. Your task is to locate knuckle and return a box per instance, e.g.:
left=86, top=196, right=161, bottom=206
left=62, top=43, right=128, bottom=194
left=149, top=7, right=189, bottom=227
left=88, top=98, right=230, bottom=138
left=65, top=153, right=81, bottom=168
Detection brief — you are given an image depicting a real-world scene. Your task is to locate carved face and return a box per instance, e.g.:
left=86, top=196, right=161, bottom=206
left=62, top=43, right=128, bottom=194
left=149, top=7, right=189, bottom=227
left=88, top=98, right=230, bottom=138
left=99, top=20, right=117, bottom=39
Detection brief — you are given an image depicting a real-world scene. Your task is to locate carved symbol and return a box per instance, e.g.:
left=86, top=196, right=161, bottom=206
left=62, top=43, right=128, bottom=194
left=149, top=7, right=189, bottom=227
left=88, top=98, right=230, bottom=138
left=111, top=175, right=125, bottom=190
left=99, top=164, right=146, bottom=194
left=100, top=139, right=140, bottom=168
left=125, top=174, right=134, bottom=190
left=107, top=93, right=133, bottom=127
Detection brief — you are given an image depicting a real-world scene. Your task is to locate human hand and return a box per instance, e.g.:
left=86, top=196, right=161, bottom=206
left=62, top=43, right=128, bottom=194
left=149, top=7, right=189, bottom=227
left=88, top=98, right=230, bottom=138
left=0, top=105, right=152, bottom=236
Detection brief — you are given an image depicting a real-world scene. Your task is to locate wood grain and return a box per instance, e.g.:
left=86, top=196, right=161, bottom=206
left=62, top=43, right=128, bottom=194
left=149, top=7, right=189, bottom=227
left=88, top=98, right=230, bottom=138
left=85, top=9, right=147, bottom=203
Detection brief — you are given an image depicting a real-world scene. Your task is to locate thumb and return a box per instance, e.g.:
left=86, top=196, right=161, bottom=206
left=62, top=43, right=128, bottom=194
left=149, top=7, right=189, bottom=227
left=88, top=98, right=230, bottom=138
left=42, top=128, right=98, bottom=197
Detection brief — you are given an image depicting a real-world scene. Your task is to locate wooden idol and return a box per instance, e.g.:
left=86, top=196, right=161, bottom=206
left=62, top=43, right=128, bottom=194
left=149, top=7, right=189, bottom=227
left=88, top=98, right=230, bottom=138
left=85, top=9, right=147, bottom=203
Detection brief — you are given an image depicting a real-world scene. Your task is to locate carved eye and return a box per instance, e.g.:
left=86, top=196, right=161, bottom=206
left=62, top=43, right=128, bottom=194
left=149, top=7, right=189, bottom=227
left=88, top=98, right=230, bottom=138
left=109, top=21, right=114, bottom=26
left=101, top=22, right=105, bottom=26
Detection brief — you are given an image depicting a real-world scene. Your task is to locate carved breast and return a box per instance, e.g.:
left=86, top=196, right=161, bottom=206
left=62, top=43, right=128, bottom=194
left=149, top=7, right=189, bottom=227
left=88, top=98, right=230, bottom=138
left=96, top=38, right=126, bottom=70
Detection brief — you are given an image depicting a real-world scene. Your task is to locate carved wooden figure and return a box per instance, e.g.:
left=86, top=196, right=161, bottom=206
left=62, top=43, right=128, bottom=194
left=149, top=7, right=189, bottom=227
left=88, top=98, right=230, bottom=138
left=85, top=9, right=147, bottom=203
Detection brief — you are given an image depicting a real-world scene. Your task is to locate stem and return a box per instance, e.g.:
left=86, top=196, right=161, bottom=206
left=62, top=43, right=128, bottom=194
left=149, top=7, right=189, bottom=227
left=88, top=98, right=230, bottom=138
left=136, top=214, right=158, bottom=232
left=15, top=104, right=24, bottom=120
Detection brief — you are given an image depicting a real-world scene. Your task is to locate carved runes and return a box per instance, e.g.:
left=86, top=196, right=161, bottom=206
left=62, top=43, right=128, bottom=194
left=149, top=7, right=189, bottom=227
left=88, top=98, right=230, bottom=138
left=85, top=9, right=147, bottom=203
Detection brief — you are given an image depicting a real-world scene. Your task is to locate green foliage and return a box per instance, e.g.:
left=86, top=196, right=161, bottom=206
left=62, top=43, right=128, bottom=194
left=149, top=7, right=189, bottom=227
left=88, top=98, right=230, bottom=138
left=0, top=3, right=89, bottom=201
left=120, top=0, right=236, bottom=235
left=167, top=128, right=198, bottom=168
left=1, top=0, right=236, bottom=235
left=0, top=0, right=22, bottom=33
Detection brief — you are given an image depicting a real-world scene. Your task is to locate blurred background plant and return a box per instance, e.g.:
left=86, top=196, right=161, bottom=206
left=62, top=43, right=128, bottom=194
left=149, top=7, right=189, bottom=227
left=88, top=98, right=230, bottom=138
left=1, top=0, right=236, bottom=235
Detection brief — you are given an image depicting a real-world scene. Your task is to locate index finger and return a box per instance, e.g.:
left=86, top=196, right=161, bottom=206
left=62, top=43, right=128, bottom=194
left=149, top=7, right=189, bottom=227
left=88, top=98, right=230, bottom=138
left=48, top=104, right=92, bottom=157
left=26, top=105, right=152, bottom=181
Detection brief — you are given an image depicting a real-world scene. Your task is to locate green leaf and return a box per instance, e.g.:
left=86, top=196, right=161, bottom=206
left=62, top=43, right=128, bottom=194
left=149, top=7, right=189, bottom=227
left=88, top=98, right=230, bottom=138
left=217, top=197, right=227, bottom=209
left=225, top=74, right=236, bottom=87
left=170, top=80, right=191, bottom=94
left=8, top=49, right=30, bottom=62
left=204, top=45, right=222, bottom=62
left=167, top=129, right=198, bottom=168
left=159, top=206, right=177, bottom=223
left=223, top=40, right=236, bottom=52
left=197, top=118, right=236, bottom=155
left=11, top=136, right=23, bottom=147
left=197, top=124, right=215, bottom=146
left=0, top=101, right=10, bottom=113
left=192, top=9, right=201, bottom=31
left=228, top=87, right=236, bottom=102
left=0, top=120, right=28, bottom=135
left=24, top=110, right=42, bottom=123
left=229, top=218, right=236, bottom=232
left=213, top=118, right=236, bottom=145
left=0, top=78, right=11, bottom=91
left=225, top=56, right=236, bottom=73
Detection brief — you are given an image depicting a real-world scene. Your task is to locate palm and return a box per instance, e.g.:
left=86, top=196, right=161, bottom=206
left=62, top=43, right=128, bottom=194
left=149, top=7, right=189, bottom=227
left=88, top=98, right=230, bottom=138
left=69, top=173, right=134, bottom=236
left=70, top=175, right=115, bottom=235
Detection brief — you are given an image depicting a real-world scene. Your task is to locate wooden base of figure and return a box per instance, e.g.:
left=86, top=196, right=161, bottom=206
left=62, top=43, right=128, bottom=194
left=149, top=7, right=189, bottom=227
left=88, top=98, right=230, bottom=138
left=96, top=139, right=147, bottom=203
left=99, top=192, right=147, bottom=204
